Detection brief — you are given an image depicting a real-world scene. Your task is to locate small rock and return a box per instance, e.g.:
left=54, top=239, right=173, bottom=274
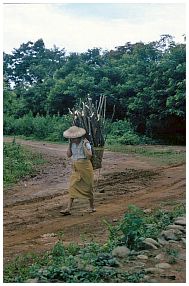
left=113, top=218, right=118, bottom=222
left=149, top=279, right=159, bottom=283
left=174, top=218, right=186, bottom=226
left=167, top=224, right=185, bottom=231
left=142, top=275, right=150, bottom=282
left=144, top=238, right=160, bottom=247
left=158, top=237, right=168, bottom=245
left=160, top=273, right=176, bottom=280
left=112, top=246, right=130, bottom=258
left=25, top=279, right=39, bottom=283
left=155, top=253, right=165, bottom=260
left=168, top=240, right=180, bottom=244
left=141, top=241, right=158, bottom=250
left=145, top=267, right=164, bottom=274
left=143, top=208, right=152, bottom=214
left=161, top=229, right=182, bottom=241
left=174, top=216, right=185, bottom=220
left=181, top=237, right=186, bottom=244
left=178, top=253, right=186, bottom=261
left=137, top=254, right=148, bottom=260
left=155, top=262, right=171, bottom=269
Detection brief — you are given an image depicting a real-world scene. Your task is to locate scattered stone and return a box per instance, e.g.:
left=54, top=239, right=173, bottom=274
left=128, top=264, right=145, bottom=272
left=168, top=240, right=180, bottom=244
left=141, top=241, right=158, bottom=250
left=25, top=279, right=39, bottom=283
left=134, top=261, right=146, bottom=267
left=178, top=252, right=186, bottom=261
left=181, top=238, right=186, bottom=244
left=174, top=218, right=186, bottom=226
left=137, top=254, right=148, bottom=260
left=158, top=237, right=168, bottom=245
left=144, top=238, right=160, bottom=247
left=155, top=253, right=165, bottom=260
left=142, top=275, right=150, bottom=281
left=141, top=238, right=160, bottom=250
left=161, top=229, right=182, bottom=241
left=174, top=216, right=185, bottom=221
left=143, top=208, right=152, bottom=214
left=145, top=267, right=164, bottom=274
left=160, top=274, right=176, bottom=280
left=148, top=279, right=159, bottom=283
left=167, top=224, right=185, bottom=231
left=155, top=262, right=171, bottom=269
left=113, top=218, right=118, bottom=222
left=112, top=246, right=130, bottom=258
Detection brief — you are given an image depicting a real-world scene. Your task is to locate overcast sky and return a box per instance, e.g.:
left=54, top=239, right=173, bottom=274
left=3, top=1, right=186, bottom=54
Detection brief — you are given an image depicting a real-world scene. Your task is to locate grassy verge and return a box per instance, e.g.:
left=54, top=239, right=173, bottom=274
left=106, top=144, right=186, bottom=165
left=4, top=135, right=68, bottom=145
left=4, top=204, right=185, bottom=283
left=3, top=141, right=46, bottom=187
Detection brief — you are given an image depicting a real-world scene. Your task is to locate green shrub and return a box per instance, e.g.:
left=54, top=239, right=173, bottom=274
left=106, top=119, right=154, bottom=145
left=3, top=142, right=45, bottom=187
left=3, top=115, right=17, bottom=135
left=3, top=114, right=72, bottom=142
left=105, top=204, right=185, bottom=251
left=33, top=115, right=50, bottom=139
left=15, top=112, right=34, bottom=136
left=118, top=205, right=146, bottom=249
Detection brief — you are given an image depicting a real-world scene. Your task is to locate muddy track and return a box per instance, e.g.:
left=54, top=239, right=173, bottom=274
left=3, top=138, right=186, bottom=265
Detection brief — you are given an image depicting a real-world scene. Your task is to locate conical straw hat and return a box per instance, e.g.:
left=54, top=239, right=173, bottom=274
left=63, top=126, right=86, bottom=138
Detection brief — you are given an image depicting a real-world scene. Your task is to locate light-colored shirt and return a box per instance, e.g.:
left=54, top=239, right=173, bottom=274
left=71, top=139, right=91, bottom=161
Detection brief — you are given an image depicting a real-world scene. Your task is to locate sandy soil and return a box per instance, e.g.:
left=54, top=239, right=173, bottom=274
left=3, top=138, right=186, bottom=281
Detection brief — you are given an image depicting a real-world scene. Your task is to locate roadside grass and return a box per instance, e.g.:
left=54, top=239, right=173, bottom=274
left=3, top=141, right=46, bottom=188
left=3, top=204, right=185, bottom=283
left=4, top=135, right=68, bottom=145
left=106, top=144, right=186, bottom=165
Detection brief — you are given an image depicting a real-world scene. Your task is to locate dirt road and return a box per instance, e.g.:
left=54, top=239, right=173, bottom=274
left=3, top=138, right=186, bottom=267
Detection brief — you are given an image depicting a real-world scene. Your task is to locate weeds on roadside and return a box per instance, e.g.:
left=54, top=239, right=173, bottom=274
left=3, top=142, right=46, bottom=187
left=4, top=204, right=185, bottom=283
left=106, top=144, right=186, bottom=165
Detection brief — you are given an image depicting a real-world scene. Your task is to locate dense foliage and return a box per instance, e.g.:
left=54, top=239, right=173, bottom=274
left=4, top=35, right=186, bottom=144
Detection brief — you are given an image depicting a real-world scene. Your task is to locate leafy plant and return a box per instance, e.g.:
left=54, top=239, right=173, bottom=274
left=3, top=142, right=46, bottom=187
left=118, top=205, right=146, bottom=249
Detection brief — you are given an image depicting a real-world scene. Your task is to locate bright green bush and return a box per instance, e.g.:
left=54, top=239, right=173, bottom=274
left=106, top=120, right=154, bottom=145
left=3, top=114, right=72, bottom=142
left=33, top=115, right=50, bottom=139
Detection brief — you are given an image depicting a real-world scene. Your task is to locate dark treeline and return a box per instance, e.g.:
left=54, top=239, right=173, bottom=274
left=3, top=35, right=186, bottom=144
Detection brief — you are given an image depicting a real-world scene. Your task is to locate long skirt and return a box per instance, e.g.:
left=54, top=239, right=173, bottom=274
left=69, top=159, right=94, bottom=200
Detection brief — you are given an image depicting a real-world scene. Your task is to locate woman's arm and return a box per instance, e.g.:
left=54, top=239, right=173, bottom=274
left=83, top=139, right=92, bottom=159
left=67, top=140, right=72, bottom=158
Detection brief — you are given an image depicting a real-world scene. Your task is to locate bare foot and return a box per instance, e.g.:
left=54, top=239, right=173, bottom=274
left=84, top=208, right=96, bottom=213
left=60, top=209, right=71, bottom=216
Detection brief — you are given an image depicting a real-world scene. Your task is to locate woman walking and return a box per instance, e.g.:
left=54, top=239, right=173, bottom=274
left=60, top=126, right=96, bottom=215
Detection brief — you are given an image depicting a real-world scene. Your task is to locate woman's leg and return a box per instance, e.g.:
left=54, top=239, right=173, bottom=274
left=67, top=198, right=74, bottom=211
left=60, top=198, right=74, bottom=215
left=88, top=197, right=96, bottom=212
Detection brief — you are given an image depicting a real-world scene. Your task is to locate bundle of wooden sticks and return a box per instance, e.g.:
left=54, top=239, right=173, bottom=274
left=69, top=95, right=107, bottom=169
